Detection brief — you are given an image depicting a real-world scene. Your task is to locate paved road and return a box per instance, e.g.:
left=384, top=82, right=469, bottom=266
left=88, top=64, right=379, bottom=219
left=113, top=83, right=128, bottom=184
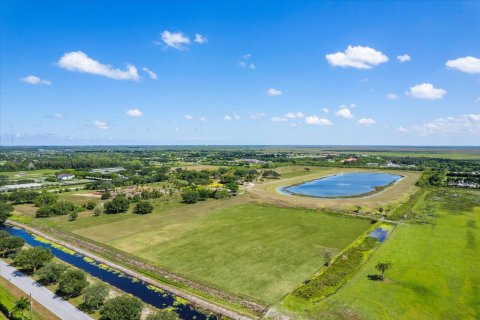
left=0, top=259, right=92, bottom=320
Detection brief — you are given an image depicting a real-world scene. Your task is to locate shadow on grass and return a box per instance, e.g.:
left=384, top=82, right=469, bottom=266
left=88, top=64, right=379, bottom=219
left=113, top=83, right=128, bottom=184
left=367, top=274, right=383, bottom=281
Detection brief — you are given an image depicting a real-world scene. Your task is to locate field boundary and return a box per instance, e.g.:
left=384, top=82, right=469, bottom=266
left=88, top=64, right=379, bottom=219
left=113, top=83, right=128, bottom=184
left=6, top=220, right=262, bottom=320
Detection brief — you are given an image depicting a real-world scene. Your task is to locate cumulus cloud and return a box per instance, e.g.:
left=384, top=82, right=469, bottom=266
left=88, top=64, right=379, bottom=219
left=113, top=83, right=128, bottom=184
left=58, top=51, right=140, bottom=81
left=184, top=114, right=193, bottom=120
left=357, top=118, right=376, bottom=126
left=406, top=83, right=447, bottom=100
left=445, top=56, right=480, bottom=74
left=397, top=54, right=411, bottom=62
left=238, top=61, right=255, bottom=69
left=266, top=88, right=282, bottom=96
left=387, top=93, right=399, bottom=100
left=326, top=45, right=388, bottom=69
left=414, top=114, right=480, bottom=135
left=159, top=30, right=191, bottom=50
left=305, top=115, right=333, bottom=126
left=322, top=108, right=329, bottom=114
left=194, top=33, right=207, bottom=44
left=335, top=107, right=354, bottom=119
left=249, top=112, right=266, bottom=120
left=285, top=112, right=304, bottom=119
left=21, top=75, right=51, bottom=85
left=272, top=116, right=288, bottom=122
left=142, top=67, right=158, bottom=80
left=224, top=115, right=232, bottom=121
left=53, top=113, right=63, bottom=119
left=126, top=108, right=144, bottom=117
left=94, top=120, right=109, bottom=130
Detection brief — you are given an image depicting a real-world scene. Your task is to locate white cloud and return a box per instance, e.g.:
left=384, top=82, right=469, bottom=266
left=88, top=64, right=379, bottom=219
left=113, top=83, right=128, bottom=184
left=184, top=114, right=193, bottom=120
left=244, top=54, right=251, bottom=59
left=305, top=115, right=333, bottom=126
left=326, top=45, right=388, bottom=69
left=414, top=114, right=480, bottom=135
left=249, top=112, right=266, bottom=120
left=53, top=113, right=63, bottom=119
left=266, top=88, right=282, bottom=96
left=238, top=61, right=255, bottom=69
left=335, top=107, right=354, bottom=119
left=233, top=113, right=241, bottom=120
left=357, top=118, right=376, bottom=126
left=126, top=108, right=144, bottom=117
left=445, top=56, right=480, bottom=74
left=194, top=33, right=207, bottom=44
left=322, top=108, right=330, bottom=114
left=360, top=78, right=369, bottom=83
left=142, top=67, right=158, bottom=80
left=350, top=103, right=356, bottom=108
left=21, top=75, right=51, bottom=85
left=199, top=116, right=207, bottom=121
left=94, top=120, right=109, bottom=130
left=159, top=31, right=191, bottom=50
left=285, top=112, right=304, bottom=119
left=224, top=115, right=232, bottom=121
left=272, top=116, right=288, bottom=122
left=58, top=51, right=140, bottom=81
left=406, top=83, right=447, bottom=100
left=397, top=126, right=408, bottom=132
left=397, top=54, right=411, bottom=62
left=387, top=93, right=399, bottom=100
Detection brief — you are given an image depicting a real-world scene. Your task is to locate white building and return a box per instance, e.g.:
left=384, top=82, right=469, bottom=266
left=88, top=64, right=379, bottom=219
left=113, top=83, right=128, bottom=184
left=56, top=173, right=75, bottom=181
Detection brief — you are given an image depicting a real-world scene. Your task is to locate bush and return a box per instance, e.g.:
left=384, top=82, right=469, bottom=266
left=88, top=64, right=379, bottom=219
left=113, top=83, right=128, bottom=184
left=36, top=201, right=76, bottom=218
left=100, top=296, right=143, bottom=320
left=104, top=194, right=130, bottom=214
left=101, top=191, right=111, bottom=200
left=93, top=205, right=103, bottom=216
left=34, top=191, right=58, bottom=207
left=37, top=262, right=68, bottom=284
left=133, top=201, right=153, bottom=214
left=57, top=269, right=88, bottom=298
left=145, top=309, right=179, bottom=320
left=181, top=189, right=199, bottom=204
left=84, top=201, right=96, bottom=210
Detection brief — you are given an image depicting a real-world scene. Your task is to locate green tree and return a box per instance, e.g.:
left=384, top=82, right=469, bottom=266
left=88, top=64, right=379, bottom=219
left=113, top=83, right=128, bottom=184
left=133, top=200, right=153, bottom=214
left=0, top=230, right=10, bottom=239
left=14, top=247, right=53, bottom=273
left=181, top=189, right=199, bottom=204
left=69, top=211, right=78, bottom=221
left=12, top=296, right=30, bottom=320
left=225, top=181, right=239, bottom=192
left=375, top=261, right=392, bottom=281
left=197, top=187, right=210, bottom=201
left=0, top=236, right=25, bottom=257
left=104, top=194, right=130, bottom=214
left=37, top=262, right=68, bottom=284
left=101, top=191, right=111, bottom=200
left=82, top=283, right=109, bottom=311
left=84, top=201, right=96, bottom=210
left=57, top=269, right=89, bottom=298
left=34, top=191, right=58, bottom=207
left=145, top=309, right=179, bottom=320
left=0, top=202, right=14, bottom=225
left=100, top=296, right=143, bottom=320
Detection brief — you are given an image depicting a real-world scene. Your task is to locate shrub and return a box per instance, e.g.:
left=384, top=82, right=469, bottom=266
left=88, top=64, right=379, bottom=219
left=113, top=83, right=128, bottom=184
left=181, top=189, right=199, bottom=204
left=84, top=201, right=96, bottom=210
left=133, top=201, right=153, bottom=214
left=104, top=194, right=130, bottom=214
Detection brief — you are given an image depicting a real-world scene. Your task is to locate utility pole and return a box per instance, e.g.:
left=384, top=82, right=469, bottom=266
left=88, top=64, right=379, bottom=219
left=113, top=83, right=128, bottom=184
left=29, top=293, right=32, bottom=320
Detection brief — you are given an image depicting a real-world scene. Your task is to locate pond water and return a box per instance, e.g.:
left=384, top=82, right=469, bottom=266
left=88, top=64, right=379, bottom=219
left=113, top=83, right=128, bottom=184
left=280, top=172, right=402, bottom=198
left=368, top=227, right=389, bottom=242
left=0, top=226, right=216, bottom=320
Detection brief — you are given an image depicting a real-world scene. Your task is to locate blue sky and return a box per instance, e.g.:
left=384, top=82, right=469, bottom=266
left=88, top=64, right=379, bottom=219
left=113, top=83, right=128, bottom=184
left=1, top=0, right=479, bottom=146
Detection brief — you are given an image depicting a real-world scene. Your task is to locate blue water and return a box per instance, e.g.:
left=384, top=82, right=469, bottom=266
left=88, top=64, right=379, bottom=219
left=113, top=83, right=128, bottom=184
left=368, top=227, right=389, bottom=242
left=281, top=172, right=402, bottom=198
left=1, top=226, right=216, bottom=320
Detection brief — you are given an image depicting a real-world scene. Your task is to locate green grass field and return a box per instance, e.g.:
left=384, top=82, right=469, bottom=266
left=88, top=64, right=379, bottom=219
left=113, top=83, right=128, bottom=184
left=279, top=188, right=480, bottom=319
left=18, top=196, right=371, bottom=304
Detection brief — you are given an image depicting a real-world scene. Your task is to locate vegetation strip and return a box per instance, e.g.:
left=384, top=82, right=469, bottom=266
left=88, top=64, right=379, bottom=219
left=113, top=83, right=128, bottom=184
left=6, top=220, right=256, bottom=320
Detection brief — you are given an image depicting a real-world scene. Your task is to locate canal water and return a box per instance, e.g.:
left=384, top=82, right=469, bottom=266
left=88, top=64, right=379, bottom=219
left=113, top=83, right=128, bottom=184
left=1, top=226, right=217, bottom=320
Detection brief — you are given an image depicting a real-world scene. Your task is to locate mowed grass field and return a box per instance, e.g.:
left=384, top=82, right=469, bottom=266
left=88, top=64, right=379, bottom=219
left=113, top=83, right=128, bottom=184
left=49, top=198, right=371, bottom=304
left=284, top=188, right=480, bottom=319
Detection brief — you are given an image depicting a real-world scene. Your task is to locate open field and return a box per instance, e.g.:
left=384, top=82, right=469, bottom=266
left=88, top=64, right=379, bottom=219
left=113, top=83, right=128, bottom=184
left=13, top=196, right=371, bottom=304
left=249, top=167, right=421, bottom=212
left=0, top=276, right=59, bottom=320
left=278, top=188, right=480, bottom=319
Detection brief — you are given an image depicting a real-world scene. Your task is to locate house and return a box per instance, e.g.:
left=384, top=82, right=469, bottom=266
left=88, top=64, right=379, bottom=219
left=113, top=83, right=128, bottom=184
left=56, top=173, right=75, bottom=181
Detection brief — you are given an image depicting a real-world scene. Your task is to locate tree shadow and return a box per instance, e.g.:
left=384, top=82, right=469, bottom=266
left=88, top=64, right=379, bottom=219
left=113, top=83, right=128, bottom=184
left=367, top=274, right=383, bottom=281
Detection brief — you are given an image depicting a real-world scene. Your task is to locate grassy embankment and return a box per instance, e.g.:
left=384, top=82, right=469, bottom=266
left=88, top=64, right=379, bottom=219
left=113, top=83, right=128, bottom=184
left=276, top=188, right=480, bottom=319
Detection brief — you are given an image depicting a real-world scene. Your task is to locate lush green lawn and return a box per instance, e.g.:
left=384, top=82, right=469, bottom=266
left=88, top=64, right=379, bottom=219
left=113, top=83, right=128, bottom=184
left=281, top=188, right=480, bottom=319
left=65, top=200, right=371, bottom=304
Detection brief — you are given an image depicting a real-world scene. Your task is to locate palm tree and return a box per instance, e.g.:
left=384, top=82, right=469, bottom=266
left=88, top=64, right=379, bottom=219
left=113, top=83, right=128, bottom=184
left=12, top=296, right=30, bottom=320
